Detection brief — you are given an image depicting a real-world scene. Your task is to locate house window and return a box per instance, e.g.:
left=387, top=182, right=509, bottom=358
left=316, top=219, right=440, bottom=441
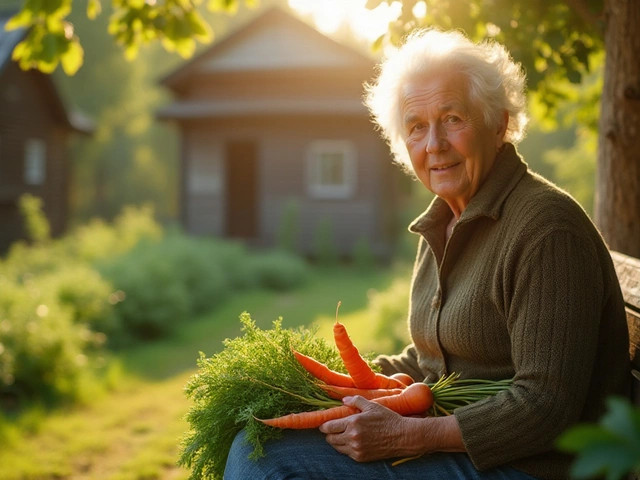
left=24, top=138, right=46, bottom=185
left=306, top=140, right=356, bottom=199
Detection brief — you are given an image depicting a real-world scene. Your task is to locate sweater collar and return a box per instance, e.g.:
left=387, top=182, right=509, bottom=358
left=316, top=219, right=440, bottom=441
left=409, top=143, right=528, bottom=235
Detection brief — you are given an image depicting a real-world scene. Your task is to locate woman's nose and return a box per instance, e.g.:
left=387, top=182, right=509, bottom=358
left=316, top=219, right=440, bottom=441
left=426, top=125, right=448, bottom=154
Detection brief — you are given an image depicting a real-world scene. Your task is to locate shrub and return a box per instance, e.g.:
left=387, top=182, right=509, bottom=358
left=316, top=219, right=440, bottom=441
left=367, top=276, right=412, bottom=354
left=352, top=236, right=376, bottom=271
left=37, top=265, right=118, bottom=338
left=18, top=194, right=50, bottom=244
left=276, top=198, right=300, bottom=254
left=98, top=243, right=193, bottom=342
left=312, top=217, right=339, bottom=266
left=98, top=234, right=259, bottom=342
left=0, top=276, right=97, bottom=405
left=247, top=251, right=310, bottom=291
left=65, top=204, right=163, bottom=263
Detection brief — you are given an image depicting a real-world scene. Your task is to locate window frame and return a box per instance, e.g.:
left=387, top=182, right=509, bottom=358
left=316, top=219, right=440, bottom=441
left=24, top=138, right=47, bottom=185
left=305, top=140, right=357, bottom=200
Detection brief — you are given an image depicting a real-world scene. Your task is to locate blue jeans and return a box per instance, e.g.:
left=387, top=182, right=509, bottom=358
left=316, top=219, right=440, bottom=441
left=223, top=429, right=539, bottom=480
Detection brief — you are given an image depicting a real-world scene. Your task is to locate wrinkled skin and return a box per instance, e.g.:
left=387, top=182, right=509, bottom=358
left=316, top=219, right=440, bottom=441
left=319, top=395, right=464, bottom=462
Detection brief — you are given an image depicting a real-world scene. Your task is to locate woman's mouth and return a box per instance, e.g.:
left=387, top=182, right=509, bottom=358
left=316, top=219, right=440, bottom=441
left=431, top=162, right=460, bottom=172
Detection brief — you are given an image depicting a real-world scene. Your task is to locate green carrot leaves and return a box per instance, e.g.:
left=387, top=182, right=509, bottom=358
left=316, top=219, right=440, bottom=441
left=178, top=312, right=344, bottom=480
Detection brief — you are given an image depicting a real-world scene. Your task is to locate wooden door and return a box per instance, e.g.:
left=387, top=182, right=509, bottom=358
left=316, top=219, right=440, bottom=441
left=225, top=141, right=258, bottom=239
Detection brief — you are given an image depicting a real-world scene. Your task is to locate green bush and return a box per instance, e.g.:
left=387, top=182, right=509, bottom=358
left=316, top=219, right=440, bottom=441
left=0, top=276, right=98, bottom=404
left=37, top=265, right=118, bottom=338
left=312, top=217, right=339, bottom=266
left=64, top=204, right=163, bottom=263
left=98, top=243, right=192, bottom=342
left=3, top=204, right=162, bottom=280
left=352, top=236, right=376, bottom=271
left=18, top=194, right=50, bottom=244
left=247, top=251, right=310, bottom=291
left=276, top=198, right=300, bottom=254
left=98, top=234, right=259, bottom=342
left=368, top=276, right=412, bottom=354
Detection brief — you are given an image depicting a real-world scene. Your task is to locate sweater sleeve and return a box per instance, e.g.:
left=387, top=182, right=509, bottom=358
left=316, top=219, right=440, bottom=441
left=373, top=344, right=426, bottom=382
left=454, top=230, right=605, bottom=470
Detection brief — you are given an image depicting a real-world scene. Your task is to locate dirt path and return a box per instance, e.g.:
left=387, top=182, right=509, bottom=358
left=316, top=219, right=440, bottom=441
left=1, top=372, right=194, bottom=480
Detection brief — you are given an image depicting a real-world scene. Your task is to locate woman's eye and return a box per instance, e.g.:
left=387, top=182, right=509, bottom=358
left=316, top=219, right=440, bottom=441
left=446, top=116, right=461, bottom=124
left=412, top=123, right=426, bottom=133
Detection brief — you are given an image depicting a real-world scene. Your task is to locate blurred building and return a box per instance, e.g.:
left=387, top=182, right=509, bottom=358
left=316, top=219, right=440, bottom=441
left=0, top=12, right=92, bottom=253
left=158, top=6, right=403, bottom=259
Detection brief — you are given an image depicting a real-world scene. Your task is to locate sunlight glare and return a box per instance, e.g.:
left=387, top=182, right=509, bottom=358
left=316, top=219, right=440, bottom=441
left=412, top=1, right=427, bottom=18
left=288, top=0, right=403, bottom=42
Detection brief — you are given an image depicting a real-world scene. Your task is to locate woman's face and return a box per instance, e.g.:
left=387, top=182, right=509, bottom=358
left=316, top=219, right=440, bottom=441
left=402, top=73, right=507, bottom=218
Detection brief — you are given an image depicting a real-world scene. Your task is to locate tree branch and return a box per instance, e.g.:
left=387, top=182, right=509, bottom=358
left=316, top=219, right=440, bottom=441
left=563, top=0, right=604, bottom=33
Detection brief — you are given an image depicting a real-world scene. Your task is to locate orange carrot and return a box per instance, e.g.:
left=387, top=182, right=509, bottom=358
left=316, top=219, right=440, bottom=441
left=373, top=373, right=410, bottom=389
left=292, top=350, right=356, bottom=387
left=391, top=373, right=415, bottom=386
left=333, top=302, right=406, bottom=389
left=257, top=405, right=359, bottom=429
left=259, top=382, right=433, bottom=429
left=374, top=382, right=433, bottom=416
left=321, top=384, right=404, bottom=400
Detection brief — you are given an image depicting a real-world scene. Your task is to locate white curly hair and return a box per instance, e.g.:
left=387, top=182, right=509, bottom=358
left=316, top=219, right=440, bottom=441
left=364, top=28, right=529, bottom=171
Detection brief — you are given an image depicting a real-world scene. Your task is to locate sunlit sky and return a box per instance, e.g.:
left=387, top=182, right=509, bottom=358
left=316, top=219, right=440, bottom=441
left=287, top=0, right=427, bottom=42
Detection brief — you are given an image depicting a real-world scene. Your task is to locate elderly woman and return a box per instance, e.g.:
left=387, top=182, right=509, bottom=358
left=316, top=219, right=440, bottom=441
left=224, top=29, right=629, bottom=480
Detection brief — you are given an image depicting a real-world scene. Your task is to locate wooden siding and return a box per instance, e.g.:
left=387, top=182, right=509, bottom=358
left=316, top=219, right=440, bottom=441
left=0, top=62, right=71, bottom=250
left=183, top=115, right=395, bottom=255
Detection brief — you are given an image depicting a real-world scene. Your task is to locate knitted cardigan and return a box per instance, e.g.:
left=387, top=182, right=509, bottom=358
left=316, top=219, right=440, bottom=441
left=376, top=144, right=630, bottom=480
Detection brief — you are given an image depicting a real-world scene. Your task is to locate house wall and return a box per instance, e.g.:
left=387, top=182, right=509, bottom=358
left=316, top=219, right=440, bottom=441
left=0, top=63, right=70, bottom=251
left=181, top=115, right=397, bottom=256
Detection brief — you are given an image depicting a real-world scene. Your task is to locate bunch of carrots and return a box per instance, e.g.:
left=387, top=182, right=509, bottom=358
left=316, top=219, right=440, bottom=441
left=179, top=311, right=512, bottom=480
left=258, top=302, right=511, bottom=429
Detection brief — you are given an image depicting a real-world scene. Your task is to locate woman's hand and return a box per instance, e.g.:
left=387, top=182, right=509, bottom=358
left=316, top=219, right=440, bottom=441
left=319, top=395, right=465, bottom=462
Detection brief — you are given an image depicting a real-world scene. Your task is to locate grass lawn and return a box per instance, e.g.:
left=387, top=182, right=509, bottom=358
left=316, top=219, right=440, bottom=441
left=0, top=264, right=409, bottom=480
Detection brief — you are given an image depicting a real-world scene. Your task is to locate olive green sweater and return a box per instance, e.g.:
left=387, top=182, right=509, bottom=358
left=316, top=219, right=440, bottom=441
left=376, top=144, right=630, bottom=480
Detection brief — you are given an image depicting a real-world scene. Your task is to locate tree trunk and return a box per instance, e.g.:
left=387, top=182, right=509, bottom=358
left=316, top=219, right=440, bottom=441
left=595, top=0, right=640, bottom=257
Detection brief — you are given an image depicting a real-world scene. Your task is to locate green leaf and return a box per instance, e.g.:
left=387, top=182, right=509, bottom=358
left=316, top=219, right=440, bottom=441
left=174, top=37, right=196, bottom=58
left=11, top=40, right=29, bottom=62
left=41, top=32, right=60, bottom=64
left=60, top=38, right=83, bottom=75
left=185, top=11, right=212, bottom=42
left=556, top=425, right=618, bottom=451
left=87, top=0, right=102, bottom=19
left=5, top=9, right=33, bottom=30
left=570, top=444, right=636, bottom=480
left=207, top=0, right=238, bottom=13
left=601, top=397, right=640, bottom=447
left=557, top=397, right=640, bottom=480
left=565, top=68, right=582, bottom=84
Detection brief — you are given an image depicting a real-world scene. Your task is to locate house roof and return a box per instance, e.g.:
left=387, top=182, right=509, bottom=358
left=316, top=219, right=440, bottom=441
left=0, top=12, right=94, bottom=135
left=160, top=6, right=375, bottom=89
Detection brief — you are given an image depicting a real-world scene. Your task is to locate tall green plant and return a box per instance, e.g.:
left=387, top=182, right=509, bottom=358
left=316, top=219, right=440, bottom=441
left=276, top=198, right=300, bottom=254
left=18, top=194, right=50, bottom=244
left=312, top=216, right=338, bottom=267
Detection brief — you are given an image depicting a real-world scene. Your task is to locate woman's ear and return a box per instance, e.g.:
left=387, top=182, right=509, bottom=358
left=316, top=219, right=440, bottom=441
left=496, top=110, right=509, bottom=149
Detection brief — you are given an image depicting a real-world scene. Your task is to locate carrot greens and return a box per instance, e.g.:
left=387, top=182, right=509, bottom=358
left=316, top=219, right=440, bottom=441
left=178, top=312, right=345, bottom=480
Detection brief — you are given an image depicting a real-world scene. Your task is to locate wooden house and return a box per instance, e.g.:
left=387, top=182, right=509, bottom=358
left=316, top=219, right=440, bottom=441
left=0, top=13, right=92, bottom=253
left=157, top=7, right=403, bottom=258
